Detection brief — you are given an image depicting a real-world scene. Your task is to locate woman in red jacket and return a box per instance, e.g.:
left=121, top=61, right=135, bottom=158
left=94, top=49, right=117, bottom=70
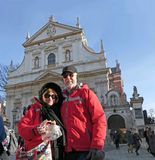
left=17, top=82, right=65, bottom=160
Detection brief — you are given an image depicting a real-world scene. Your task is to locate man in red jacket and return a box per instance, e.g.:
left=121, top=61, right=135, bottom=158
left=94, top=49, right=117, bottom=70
left=61, top=65, right=107, bottom=160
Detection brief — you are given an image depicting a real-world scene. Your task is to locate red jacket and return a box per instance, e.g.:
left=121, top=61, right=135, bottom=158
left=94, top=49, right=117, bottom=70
left=18, top=98, right=43, bottom=151
left=61, top=84, right=107, bottom=152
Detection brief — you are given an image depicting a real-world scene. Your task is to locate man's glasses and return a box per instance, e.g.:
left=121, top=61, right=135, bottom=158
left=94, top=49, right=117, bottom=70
left=44, top=93, right=57, bottom=100
left=62, top=73, right=74, bottom=78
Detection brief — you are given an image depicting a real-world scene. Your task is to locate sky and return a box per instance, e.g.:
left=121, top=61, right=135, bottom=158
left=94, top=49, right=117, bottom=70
left=0, top=0, right=155, bottom=113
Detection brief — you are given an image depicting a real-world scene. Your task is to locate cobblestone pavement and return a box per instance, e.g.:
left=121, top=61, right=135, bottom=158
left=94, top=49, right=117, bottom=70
left=105, top=144, right=155, bottom=160
left=4, top=144, right=155, bottom=160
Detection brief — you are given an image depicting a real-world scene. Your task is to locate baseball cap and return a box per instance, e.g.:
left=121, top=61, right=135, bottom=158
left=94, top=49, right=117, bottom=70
left=61, top=65, right=77, bottom=75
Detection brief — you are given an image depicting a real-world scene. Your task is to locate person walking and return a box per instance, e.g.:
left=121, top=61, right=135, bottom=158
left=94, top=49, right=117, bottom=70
left=17, top=82, right=65, bottom=160
left=148, top=130, right=155, bottom=157
left=113, top=130, right=120, bottom=149
left=144, top=127, right=151, bottom=152
left=133, top=130, right=142, bottom=155
left=60, top=65, right=107, bottom=160
left=126, top=130, right=134, bottom=153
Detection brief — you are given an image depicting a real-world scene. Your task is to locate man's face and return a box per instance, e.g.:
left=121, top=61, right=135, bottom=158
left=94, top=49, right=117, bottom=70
left=62, top=72, right=78, bottom=90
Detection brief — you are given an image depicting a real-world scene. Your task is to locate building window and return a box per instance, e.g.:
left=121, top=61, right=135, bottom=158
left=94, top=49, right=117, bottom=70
left=34, top=56, right=39, bottom=68
left=48, top=53, right=55, bottom=65
left=65, top=50, right=71, bottom=62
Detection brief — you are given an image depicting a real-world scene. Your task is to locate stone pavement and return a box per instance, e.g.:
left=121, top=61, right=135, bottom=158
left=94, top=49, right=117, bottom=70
left=5, top=144, right=155, bottom=160
left=105, top=144, right=155, bottom=160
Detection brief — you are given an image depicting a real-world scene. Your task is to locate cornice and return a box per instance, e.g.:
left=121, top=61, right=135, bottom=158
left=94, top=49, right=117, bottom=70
left=23, top=30, right=82, bottom=47
left=79, top=68, right=109, bottom=78
left=6, top=76, right=62, bottom=91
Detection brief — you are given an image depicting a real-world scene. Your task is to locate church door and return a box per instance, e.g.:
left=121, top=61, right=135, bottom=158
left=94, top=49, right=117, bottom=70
left=108, top=114, right=125, bottom=132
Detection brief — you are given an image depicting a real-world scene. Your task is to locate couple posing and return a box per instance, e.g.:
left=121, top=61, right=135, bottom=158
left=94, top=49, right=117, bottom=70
left=17, top=65, right=107, bottom=160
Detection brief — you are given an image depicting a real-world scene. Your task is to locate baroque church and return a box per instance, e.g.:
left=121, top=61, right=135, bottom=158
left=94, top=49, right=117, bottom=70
left=5, top=16, right=145, bottom=139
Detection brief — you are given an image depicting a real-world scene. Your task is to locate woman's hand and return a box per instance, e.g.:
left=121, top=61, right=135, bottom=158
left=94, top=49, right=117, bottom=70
left=37, top=125, right=46, bottom=135
left=37, top=120, right=56, bottom=135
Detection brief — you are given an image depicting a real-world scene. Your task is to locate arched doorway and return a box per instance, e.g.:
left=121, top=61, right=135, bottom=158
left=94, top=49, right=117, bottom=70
left=108, top=114, right=125, bottom=132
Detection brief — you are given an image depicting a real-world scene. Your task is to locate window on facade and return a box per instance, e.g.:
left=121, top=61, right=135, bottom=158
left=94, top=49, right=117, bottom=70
left=110, top=95, right=118, bottom=106
left=65, top=50, right=71, bottom=62
left=48, top=53, right=55, bottom=65
left=34, top=56, right=39, bottom=68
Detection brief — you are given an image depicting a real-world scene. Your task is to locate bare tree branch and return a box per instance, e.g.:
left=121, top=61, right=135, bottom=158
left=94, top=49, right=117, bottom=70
left=0, top=64, right=8, bottom=92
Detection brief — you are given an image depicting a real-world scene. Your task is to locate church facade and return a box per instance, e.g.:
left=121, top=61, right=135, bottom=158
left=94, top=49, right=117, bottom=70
left=5, top=16, right=145, bottom=136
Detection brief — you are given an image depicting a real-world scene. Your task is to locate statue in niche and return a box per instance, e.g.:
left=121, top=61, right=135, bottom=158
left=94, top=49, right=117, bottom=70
left=65, top=50, right=71, bottom=62
left=34, top=57, right=39, bottom=68
left=110, top=95, right=117, bottom=106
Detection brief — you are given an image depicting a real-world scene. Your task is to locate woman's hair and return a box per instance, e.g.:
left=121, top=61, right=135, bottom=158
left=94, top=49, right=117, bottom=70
left=39, top=82, right=63, bottom=105
left=39, top=82, right=64, bottom=120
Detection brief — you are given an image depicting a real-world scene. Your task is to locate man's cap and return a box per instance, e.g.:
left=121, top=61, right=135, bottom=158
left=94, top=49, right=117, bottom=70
left=61, top=65, right=77, bottom=75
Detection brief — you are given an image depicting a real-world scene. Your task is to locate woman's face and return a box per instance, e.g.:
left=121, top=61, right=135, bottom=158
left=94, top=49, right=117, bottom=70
left=42, top=89, right=58, bottom=106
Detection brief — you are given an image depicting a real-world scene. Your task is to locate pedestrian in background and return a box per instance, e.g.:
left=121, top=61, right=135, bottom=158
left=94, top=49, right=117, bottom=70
left=148, top=130, right=155, bottom=157
left=113, top=130, right=120, bottom=149
left=133, top=130, right=142, bottom=155
left=144, top=127, right=151, bottom=152
left=126, top=130, right=134, bottom=153
left=61, top=65, right=107, bottom=160
left=18, top=82, right=65, bottom=160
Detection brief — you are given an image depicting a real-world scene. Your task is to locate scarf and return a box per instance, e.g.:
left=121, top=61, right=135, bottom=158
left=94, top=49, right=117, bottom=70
left=41, top=103, right=66, bottom=147
left=41, top=104, right=62, bottom=126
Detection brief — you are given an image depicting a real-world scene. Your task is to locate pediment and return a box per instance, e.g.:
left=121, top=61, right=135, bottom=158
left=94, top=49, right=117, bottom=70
left=23, top=19, right=82, bottom=47
left=36, top=71, right=61, bottom=81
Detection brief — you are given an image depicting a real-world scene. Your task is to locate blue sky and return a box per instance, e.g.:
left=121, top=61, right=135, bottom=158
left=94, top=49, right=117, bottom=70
left=0, top=0, right=155, bottom=113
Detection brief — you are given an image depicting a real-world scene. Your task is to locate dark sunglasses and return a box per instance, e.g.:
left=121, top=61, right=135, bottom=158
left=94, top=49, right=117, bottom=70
left=44, top=93, right=57, bottom=99
left=63, top=73, right=74, bottom=78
